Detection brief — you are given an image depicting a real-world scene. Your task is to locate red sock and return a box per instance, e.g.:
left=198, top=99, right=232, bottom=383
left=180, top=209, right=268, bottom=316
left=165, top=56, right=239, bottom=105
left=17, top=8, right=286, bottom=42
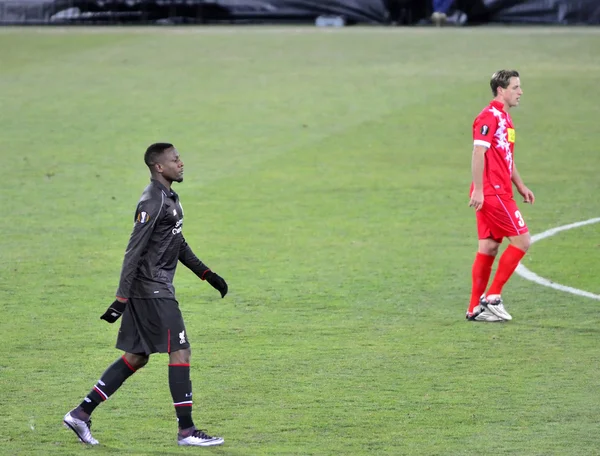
left=468, top=253, right=495, bottom=313
left=486, top=244, right=526, bottom=296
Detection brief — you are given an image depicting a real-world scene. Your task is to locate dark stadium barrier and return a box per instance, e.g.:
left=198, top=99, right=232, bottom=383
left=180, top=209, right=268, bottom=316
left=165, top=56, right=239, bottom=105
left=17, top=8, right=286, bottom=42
left=465, top=0, right=600, bottom=25
left=0, top=0, right=393, bottom=25
left=0, top=0, right=599, bottom=25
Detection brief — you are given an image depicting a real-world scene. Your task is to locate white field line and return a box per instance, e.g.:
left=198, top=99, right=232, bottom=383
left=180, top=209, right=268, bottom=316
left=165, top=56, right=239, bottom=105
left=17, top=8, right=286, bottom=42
left=515, top=217, right=600, bottom=300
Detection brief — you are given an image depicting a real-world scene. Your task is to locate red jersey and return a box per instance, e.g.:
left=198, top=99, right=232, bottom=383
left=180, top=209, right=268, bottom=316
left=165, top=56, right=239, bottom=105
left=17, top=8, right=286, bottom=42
left=471, top=100, right=516, bottom=198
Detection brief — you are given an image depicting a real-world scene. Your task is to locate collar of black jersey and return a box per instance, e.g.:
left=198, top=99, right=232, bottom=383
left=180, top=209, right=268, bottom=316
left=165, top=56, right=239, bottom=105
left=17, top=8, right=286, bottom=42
left=150, top=178, right=179, bottom=200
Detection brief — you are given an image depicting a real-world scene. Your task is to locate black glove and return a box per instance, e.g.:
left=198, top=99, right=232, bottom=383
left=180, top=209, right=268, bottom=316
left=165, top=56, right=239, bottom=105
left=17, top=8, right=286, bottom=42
left=100, top=299, right=127, bottom=323
left=204, top=271, right=228, bottom=298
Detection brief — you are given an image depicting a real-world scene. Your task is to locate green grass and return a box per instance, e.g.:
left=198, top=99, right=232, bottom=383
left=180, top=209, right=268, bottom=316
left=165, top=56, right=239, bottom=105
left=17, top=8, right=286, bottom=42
left=528, top=224, right=600, bottom=295
left=1, top=26, right=600, bottom=455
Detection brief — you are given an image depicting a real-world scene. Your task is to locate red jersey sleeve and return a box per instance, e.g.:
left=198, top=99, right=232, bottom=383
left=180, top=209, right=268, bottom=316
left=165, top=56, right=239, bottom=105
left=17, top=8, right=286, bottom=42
left=473, top=112, right=497, bottom=148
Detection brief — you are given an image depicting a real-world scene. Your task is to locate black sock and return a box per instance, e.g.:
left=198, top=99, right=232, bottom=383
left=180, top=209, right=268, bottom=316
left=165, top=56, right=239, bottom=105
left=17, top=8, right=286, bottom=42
left=78, top=356, right=137, bottom=415
left=169, top=363, right=194, bottom=430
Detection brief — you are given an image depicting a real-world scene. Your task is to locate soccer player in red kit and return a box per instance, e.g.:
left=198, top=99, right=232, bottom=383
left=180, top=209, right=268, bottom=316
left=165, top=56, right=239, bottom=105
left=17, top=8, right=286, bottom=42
left=466, top=70, right=535, bottom=322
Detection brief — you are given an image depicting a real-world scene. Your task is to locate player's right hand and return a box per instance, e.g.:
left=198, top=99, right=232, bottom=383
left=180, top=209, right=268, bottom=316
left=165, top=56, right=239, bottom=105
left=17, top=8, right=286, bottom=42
left=100, top=299, right=127, bottom=323
left=518, top=186, right=535, bottom=205
left=204, top=271, right=228, bottom=298
left=469, top=189, right=484, bottom=211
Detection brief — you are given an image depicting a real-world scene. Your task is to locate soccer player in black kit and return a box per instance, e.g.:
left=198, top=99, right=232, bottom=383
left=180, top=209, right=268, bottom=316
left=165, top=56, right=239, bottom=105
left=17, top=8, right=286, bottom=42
left=63, top=143, right=228, bottom=447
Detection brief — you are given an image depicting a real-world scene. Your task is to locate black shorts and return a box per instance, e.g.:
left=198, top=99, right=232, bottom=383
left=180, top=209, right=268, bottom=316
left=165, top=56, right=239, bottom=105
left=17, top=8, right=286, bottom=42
left=116, top=298, right=190, bottom=355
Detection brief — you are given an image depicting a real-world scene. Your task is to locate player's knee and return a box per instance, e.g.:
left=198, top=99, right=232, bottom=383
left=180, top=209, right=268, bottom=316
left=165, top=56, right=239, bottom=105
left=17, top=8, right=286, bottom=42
left=479, top=239, right=500, bottom=256
left=519, top=234, right=531, bottom=252
left=124, top=353, right=149, bottom=370
left=169, top=347, right=191, bottom=364
left=508, top=234, right=530, bottom=252
left=486, top=245, right=500, bottom=256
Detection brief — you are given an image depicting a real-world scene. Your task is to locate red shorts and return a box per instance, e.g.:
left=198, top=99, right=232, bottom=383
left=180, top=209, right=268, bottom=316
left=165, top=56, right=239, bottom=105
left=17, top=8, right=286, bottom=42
left=476, top=194, right=528, bottom=241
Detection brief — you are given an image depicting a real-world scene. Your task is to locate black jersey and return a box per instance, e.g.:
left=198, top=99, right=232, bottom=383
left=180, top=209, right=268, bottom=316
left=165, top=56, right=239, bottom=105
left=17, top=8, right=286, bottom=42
left=116, top=179, right=209, bottom=299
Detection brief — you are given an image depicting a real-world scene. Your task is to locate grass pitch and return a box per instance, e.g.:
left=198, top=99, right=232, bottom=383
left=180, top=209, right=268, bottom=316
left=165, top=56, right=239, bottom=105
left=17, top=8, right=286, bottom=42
left=1, top=26, right=600, bottom=455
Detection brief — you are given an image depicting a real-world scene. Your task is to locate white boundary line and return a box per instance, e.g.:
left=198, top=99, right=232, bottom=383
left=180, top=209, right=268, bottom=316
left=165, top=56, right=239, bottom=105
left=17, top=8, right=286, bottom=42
left=515, top=217, right=600, bottom=300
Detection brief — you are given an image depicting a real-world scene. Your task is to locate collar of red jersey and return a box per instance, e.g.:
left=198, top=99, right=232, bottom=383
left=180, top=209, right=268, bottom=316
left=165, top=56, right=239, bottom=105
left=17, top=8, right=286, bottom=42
left=489, top=100, right=506, bottom=112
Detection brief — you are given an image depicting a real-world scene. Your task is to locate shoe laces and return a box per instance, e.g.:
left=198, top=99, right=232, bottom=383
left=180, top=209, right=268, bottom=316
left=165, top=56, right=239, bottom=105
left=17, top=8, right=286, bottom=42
left=191, top=429, right=214, bottom=440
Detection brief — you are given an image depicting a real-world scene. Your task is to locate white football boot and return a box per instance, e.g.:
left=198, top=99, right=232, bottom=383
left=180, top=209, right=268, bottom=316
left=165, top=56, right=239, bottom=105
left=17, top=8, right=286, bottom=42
left=482, top=295, right=512, bottom=321
left=178, top=429, right=224, bottom=447
left=466, top=304, right=504, bottom=322
left=63, top=411, right=99, bottom=445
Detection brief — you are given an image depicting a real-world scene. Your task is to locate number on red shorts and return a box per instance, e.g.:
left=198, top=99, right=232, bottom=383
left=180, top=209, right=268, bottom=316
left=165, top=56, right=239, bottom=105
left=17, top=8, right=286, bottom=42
left=514, top=210, right=525, bottom=227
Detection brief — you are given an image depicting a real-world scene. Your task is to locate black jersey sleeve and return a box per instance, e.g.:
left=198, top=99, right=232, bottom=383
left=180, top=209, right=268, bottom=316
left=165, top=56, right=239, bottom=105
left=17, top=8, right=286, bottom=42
left=178, top=236, right=210, bottom=280
left=115, top=191, right=165, bottom=298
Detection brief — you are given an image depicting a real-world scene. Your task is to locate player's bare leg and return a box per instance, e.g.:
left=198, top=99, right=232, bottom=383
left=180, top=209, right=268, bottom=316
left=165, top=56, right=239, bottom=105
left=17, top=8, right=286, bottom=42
left=478, top=238, right=501, bottom=257
left=485, top=233, right=531, bottom=320
left=507, top=232, right=531, bottom=252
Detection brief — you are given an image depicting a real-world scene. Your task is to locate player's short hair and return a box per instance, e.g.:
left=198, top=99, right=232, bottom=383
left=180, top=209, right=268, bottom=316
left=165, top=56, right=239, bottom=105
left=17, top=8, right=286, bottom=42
left=144, top=143, right=174, bottom=168
left=490, top=70, right=520, bottom=96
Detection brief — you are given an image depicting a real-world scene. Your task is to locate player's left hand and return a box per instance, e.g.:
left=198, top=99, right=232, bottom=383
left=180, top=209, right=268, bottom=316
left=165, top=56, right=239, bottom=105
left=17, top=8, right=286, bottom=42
left=204, top=271, right=228, bottom=298
left=519, top=186, right=535, bottom=204
left=100, top=299, right=127, bottom=323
